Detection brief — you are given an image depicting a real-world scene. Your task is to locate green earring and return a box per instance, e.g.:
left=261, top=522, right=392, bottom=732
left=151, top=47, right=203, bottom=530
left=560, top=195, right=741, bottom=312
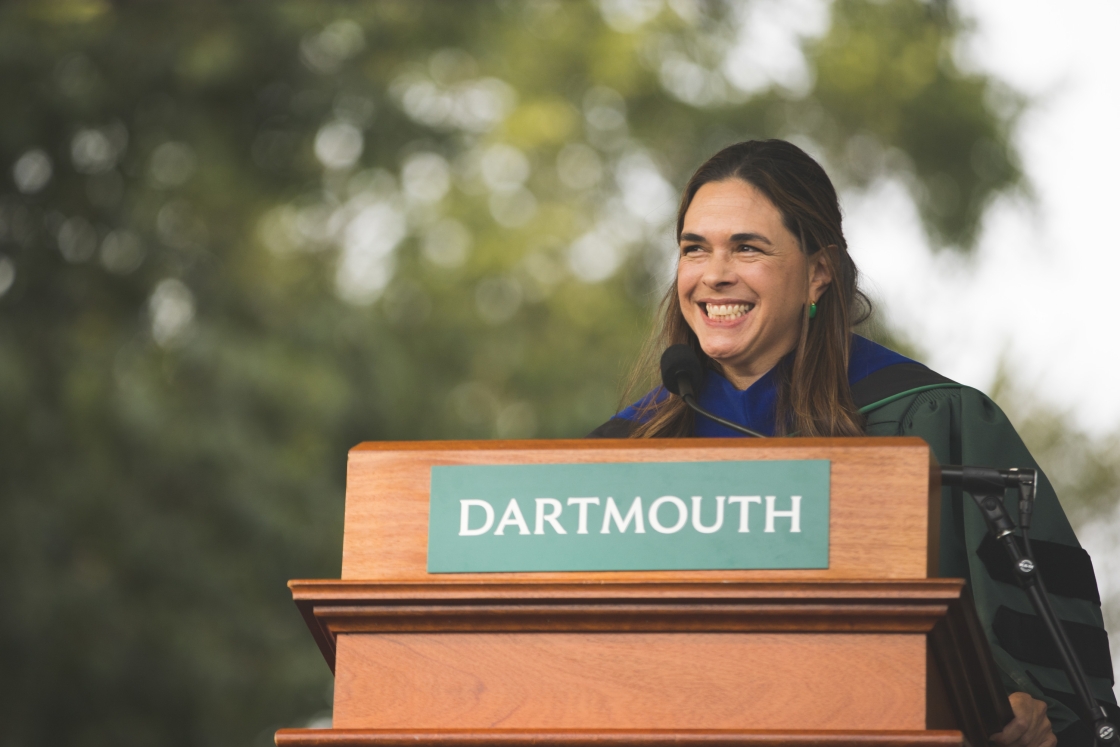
left=809, top=301, right=818, bottom=320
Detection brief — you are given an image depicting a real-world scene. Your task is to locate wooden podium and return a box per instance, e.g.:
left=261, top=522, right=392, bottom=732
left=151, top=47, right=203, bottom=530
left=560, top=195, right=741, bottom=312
left=276, top=437, right=1012, bottom=747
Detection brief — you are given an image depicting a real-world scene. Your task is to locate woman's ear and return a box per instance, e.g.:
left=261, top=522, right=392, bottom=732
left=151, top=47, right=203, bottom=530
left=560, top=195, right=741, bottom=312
left=808, top=245, right=836, bottom=303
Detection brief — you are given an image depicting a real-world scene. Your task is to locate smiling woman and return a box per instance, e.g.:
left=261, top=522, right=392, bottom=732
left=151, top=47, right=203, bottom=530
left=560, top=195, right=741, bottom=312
left=602, top=139, right=875, bottom=438
left=677, top=179, right=833, bottom=393
left=589, top=140, right=1117, bottom=747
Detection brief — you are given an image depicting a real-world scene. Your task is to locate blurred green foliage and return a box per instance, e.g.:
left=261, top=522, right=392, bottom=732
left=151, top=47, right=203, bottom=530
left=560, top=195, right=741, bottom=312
left=0, top=0, right=1032, bottom=744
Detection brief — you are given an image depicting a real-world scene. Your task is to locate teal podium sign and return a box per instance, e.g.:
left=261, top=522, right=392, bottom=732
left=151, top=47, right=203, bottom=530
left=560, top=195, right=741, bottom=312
left=427, top=459, right=830, bottom=573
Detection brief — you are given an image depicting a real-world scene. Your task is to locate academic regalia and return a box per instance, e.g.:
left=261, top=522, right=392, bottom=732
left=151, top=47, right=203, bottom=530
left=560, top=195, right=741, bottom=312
left=590, top=336, right=1116, bottom=744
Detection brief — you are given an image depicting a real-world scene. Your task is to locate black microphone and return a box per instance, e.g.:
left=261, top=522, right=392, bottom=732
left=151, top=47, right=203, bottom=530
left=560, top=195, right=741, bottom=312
left=660, top=344, right=705, bottom=400
left=940, top=465, right=1038, bottom=538
left=659, top=344, right=765, bottom=438
left=939, top=465, right=1038, bottom=537
left=939, top=465, right=1036, bottom=490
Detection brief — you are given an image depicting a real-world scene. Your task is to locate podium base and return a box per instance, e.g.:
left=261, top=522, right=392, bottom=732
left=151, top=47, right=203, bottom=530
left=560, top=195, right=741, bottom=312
left=274, top=728, right=968, bottom=747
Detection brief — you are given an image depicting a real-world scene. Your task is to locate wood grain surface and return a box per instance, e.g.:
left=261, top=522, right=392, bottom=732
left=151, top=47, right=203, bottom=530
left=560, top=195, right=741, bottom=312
left=331, top=632, right=926, bottom=731
left=287, top=578, right=1009, bottom=747
left=339, top=437, right=938, bottom=581
left=273, top=728, right=966, bottom=747
left=277, top=439, right=1002, bottom=747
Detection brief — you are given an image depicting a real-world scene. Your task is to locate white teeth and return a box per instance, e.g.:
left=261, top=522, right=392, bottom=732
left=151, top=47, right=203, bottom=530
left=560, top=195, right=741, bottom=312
left=705, top=302, right=752, bottom=319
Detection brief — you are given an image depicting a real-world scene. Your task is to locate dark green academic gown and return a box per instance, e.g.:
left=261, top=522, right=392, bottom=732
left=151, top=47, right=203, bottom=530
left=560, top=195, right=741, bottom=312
left=864, top=383, right=1116, bottom=743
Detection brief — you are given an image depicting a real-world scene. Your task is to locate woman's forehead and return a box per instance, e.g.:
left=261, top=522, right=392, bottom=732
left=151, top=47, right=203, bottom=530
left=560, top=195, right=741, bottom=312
left=681, top=179, right=789, bottom=240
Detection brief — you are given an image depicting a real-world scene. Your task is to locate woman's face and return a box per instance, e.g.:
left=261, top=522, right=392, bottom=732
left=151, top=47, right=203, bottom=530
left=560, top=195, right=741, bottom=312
left=676, top=178, right=832, bottom=389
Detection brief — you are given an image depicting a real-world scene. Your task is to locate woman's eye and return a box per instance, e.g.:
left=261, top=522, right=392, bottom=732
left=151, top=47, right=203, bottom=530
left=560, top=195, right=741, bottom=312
left=681, top=244, right=702, bottom=255
left=737, top=244, right=761, bottom=254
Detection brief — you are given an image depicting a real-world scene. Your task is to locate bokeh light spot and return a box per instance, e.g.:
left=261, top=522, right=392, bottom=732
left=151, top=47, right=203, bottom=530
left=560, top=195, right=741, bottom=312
left=12, top=149, right=52, bottom=194
left=314, top=121, right=364, bottom=171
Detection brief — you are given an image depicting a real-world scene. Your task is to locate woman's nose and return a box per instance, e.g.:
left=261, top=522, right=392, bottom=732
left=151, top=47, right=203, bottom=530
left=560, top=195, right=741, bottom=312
left=702, top=251, right=737, bottom=287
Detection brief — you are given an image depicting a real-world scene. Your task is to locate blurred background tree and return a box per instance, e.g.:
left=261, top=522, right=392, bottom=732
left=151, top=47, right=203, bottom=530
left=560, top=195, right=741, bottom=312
left=0, top=1, right=1110, bottom=745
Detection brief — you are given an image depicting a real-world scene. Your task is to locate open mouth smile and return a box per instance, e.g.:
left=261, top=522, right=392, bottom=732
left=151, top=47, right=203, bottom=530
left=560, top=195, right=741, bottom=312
left=701, top=301, right=754, bottom=321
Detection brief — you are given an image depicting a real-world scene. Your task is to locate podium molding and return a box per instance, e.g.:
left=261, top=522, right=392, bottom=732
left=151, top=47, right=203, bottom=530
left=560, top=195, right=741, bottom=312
left=283, top=578, right=1008, bottom=747
left=275, top=728, right=968, bottom=747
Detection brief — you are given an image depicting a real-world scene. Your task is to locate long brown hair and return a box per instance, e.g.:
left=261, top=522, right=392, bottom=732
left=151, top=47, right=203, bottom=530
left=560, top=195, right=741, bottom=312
left=624, top=139, right=871, bottom=438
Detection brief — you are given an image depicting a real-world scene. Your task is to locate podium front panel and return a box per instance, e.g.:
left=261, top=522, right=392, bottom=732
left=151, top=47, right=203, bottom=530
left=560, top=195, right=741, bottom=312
left=332, top=631, right=926, bottom=730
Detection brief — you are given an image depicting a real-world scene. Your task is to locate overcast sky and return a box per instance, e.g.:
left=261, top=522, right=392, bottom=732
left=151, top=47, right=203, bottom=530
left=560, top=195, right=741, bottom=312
left=847, top=0, right=1120, bottom=437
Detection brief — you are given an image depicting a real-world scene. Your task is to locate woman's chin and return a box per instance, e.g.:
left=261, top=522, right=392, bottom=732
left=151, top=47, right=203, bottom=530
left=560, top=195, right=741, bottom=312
left=699, top=343, right=751, bottom=366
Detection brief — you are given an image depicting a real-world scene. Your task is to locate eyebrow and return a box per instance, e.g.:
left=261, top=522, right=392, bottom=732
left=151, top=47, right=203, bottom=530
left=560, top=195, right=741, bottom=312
left=679, top=232, right=773, bottom=245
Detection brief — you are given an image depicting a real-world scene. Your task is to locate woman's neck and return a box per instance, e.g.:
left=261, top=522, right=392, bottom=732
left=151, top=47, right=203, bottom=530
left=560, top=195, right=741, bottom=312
left=715, top=341, right=798, bottom=391
left=718, top=366, right=768, bottom=391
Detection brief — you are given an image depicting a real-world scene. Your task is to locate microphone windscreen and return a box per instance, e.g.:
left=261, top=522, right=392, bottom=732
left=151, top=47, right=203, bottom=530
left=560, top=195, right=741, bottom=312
left=660, top=344, right=704, bottom=397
